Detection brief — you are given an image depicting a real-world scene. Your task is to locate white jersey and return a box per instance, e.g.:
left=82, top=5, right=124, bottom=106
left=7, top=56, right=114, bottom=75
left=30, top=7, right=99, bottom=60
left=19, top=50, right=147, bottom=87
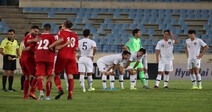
left=98, top=54, right=123, bottom=66
left=155, top=39, right=175, bottom=61
left=79, top=38, right=96, bottom=57
left=185, top=37, right=207, bottom=59
left=129, top=51, right=144, bottom=62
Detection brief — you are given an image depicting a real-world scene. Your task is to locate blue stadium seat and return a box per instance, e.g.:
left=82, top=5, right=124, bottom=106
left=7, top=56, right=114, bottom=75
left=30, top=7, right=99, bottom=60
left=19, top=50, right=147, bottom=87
left=135, top=13, right=142, bottom=18
left=156, top=19, right=163, bottom=24
left=151, top=14, right=158, bottom=19
left=165, top=14, right=172, bottom=19
left=158, top=14, right=165, bottom=19
left=114, top=13, right=120, bottom=18
left=202, top=14, right=209, bottom=19
left=93, top=8, right=100, bottom=13
left=144, top=39, right=152, bottom=45
left=129, top=9, right=136, bottom=13
left=79, top=8, right=85, bottom=13
left=206, top=30, right=212, bottom=34
left=165, top=9, right=172, bottom=14
left=149, top=18, right=156, bottom=24
left=50, top=8, right=57, bottom=12
left=77, top=13, right=84, bottom=18
left=134, top=19, right=140, bottom=24
left=100, top=38, right=107, bottom=44
left=163, top=19, right=171, bottom=24
left=122, top=9, right=129, bottom=13
left=151, top=9, right=157, bottom=14
left=180, top=14, right=187, bottom=19
left=148, top=29, right=155, bottom=34
left=86, top=23, right=92, bottom=28
left=75, top=18, right=82, bottom=23
left=187, top=9, right=194, bottom=14
left=194, top=9, right=201, bottom=14
left=58, top=8, right=64, bottom=12
left=72, top=8, right=79, bottom=13
left=3, top=27, right=10, bottom=33
left=130, top=24, right=137, bottom=29
left=104, top=18, right=111, bottom=23
left=108, top=24, right=115, bottom=29
left=100, top=23, right=108, bottom=29
left=144, top=9, right=151, bottom=14
left=171, top=19, right=178, bottom=24
left=172, top=9, right=179, bottom=14
left=84, top=13, right=91, bottom=18
left=64, top=8, right=71, bottom=12
left=119, top=29, right=126, bottom=34
left=0, top=27, right=3, bottom=32
left=141, top=19, right=148, bottom=23
left=158, top=9, right=165, bottom=14
left=108, top=9, right=114, bottom=13
left=68, top=18, right=74, bottom=22
left=122, top=24, right=129, bottom=29
left=144, top=13, right=151, bottom=18
left=115, top=24, right=122, bottom=28
left=48, top=12, right=55, bottom=17
left=152, top=39, right=158, bottom=45
left=86, top=8, right=92, bottom=13
left=115, top=8, right=121, bottom=13
left=99, top=8, right=107, bottom=13
left=23, top=7, right=30, bottom=12
left=129, top=13, right=135, bottom=19
left=180, top=9, right=186, bottom=14
left=187, top=14, right=194, bottom=19
left=194, top=14, right=201, bottom=19
left=136, top=9, right=143, bottom=13
left=0, top=22, right=6, bottom=27
left=91, top=13, right=98, bottom=18
left=201, top=10, right=208, bottom=15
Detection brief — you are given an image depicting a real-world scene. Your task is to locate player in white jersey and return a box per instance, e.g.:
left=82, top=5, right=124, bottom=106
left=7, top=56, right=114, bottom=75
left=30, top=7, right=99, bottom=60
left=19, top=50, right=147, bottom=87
left=185, top=30, right=209, bottom=89
left=97, top=51, right=131, bottom=90
left=78, top=29, right=97, bottom=92
left=154, top=30, right=178, bottom=89
left=123, top=48, right=149, bottom=89
left=142, top=53, right=149, bottom=86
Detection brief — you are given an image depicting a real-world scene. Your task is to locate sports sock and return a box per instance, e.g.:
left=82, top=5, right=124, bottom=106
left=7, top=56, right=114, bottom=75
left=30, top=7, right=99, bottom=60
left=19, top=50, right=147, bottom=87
left=8, top=76, right=14, bottom=89
left=68, top=79, right=74, bottom=98
left=30, top=78, right=37, bottom=93
left=46, top=81, right=52, bottom=97
left=102, top=75, right=107, bottom=89
left=109, top=75, right=115, bottom=88
left=190, top=74, right=197, bottom=87
left=80, top=75, right=85, bottom=90
left=119, top=75, right=124, bottom=88
left=37, top=78, right=43, bottom=92
left=144, top=73, right=149, bottom=86
left=197, top=74, right=202, bottom=87
left=24, top=80, right=30, bottom=96
left=87, top=76, right=93, bottom=89
left=2, top=75, right=7, bottom=89
left=21, top=75, right=25, bottom=90
left=139, top=71, right=146, bottom=86
left=156, top=75, right=162, bottom=87
left=54, top=76, right=62, bottom=92
left=130, top=75, right=136, bottom=88
left=64, top=73, right=69, bottom=89
left=164, top=75, right=169, bottom=87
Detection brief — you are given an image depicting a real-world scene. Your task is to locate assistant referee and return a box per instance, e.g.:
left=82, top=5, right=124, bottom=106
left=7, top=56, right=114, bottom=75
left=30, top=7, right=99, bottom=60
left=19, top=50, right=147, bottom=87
left=0, top=29, right=20, bottom=92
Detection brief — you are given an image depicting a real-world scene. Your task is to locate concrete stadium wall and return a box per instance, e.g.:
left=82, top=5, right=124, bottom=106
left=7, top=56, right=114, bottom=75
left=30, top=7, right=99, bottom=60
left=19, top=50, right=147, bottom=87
left=19, top=0, right=212, bottom=10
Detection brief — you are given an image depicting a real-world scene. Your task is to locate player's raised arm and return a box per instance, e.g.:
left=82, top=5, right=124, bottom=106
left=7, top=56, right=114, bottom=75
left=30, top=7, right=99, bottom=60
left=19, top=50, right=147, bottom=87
left=170, top=31, right=178, bottom=44
left=123, top=45, right=129, bottom=51
left=197, top=45, right=209, bottom=59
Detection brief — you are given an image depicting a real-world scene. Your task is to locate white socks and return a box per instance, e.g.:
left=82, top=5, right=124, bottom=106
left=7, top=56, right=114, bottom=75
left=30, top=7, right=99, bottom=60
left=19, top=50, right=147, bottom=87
left=197, top=74, right=202, bottom=87
left=130, top=75, right=136, bottom=88
left=190, top=74, right=197, bottom=87
left=156, top=75, right=162, bottom=87
left=164, top=75, right=169, bottom=87
left=145, top=73, right=149, bottom=86
left=64, top=73, right=69, bottom=88
left=87, top=76, right=93, bottom=89
left=119, top=75, right=124, bottom=88
left=110, top=75, right=115, bottom=89
left=102, top=75, right=107, bottom=89
left=80, top=75, right=85, bottom=90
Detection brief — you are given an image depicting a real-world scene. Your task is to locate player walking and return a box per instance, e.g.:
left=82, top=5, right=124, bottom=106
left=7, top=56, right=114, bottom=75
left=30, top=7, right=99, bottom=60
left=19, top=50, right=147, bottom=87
left=185, top=30, right=209, bottom=89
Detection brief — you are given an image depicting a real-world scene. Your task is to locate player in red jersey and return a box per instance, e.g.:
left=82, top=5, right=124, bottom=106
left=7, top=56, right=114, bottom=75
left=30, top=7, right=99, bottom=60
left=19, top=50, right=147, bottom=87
left=21, top=25, right=40, bottom=99
left=32, top=24, right=56, bottom=100
left=49, top=20, right=78, bottom=100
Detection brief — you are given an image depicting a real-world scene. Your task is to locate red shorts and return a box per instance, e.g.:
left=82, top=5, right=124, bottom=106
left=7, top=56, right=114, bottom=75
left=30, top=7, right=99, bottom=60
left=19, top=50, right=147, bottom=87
left=36, top=62, right=54, bottom=76
left=21, top=60, right=36, bottom=76
left=55, top=58, right=78, bottom=74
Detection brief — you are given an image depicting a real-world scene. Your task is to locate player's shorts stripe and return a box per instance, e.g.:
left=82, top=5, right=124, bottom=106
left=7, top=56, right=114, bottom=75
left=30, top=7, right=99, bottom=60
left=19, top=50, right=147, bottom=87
left=102, top=80, right=106, bottom=82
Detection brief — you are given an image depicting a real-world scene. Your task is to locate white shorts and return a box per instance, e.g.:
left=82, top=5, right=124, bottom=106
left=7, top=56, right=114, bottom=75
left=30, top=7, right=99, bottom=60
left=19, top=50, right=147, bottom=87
left=187, top=58, right=201, bottom=69
left=97, top=59, right=112, bottom=72
left=142, top=59, right=148, bottom=69
left=158, top=60, right=173, bottom=72
left=78, top=57, right=93, bottom=73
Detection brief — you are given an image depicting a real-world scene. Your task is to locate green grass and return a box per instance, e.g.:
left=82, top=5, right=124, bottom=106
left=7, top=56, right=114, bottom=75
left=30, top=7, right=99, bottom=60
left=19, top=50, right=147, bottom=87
left=0, top=78, right=212, bottom=112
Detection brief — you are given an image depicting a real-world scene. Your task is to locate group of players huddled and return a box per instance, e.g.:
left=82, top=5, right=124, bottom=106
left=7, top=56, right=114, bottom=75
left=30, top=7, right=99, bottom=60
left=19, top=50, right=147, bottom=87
left=18, top=20, right=209, bottom=100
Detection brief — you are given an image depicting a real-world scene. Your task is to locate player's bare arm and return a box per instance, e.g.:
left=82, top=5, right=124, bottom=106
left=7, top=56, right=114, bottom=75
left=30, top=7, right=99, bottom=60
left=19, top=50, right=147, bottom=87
left=27, top=37, right=41, bottom=44
left=124, top=60, right=131, bottom=69
left=111, top=64, right=120, bottom=75
left=156, top=50, right=160, bottom=63
left=106, top=64, right=115, bottom=75
left=197, top=45, right=209, bottom=59
left=49, top=38, right=63, bottom=49
left=55, top=39, right=72, bottom=50
left=170, top=31, right=178, bottom=44
left=123, top=46, right=129, bottom=51
left=16, top=48, right=21, bottom=58
left=0, top=48, right=6, bottom=56
left=185, top=47, right=189, bottom=58
left=22, top=46, right=32, bottom=52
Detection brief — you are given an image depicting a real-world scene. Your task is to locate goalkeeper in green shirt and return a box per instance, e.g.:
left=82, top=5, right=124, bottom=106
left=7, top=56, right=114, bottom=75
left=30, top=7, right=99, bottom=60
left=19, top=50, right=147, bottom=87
left=123, top=29, right=150, bottom=89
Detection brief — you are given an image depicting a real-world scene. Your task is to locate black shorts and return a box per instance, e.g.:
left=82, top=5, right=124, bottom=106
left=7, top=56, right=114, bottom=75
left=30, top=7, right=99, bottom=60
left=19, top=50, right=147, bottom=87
left=3, top=55, right=16, bottom=70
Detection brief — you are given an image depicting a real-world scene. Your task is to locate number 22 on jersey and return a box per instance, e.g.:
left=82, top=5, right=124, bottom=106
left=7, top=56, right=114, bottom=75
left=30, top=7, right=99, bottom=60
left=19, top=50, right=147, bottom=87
left=37, top=39, right=49, bottom=50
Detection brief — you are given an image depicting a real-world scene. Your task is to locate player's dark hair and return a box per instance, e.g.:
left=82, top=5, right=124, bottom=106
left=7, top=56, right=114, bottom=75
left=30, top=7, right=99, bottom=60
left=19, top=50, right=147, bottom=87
left=59, top=25, right=62, bottom=30
left=188, top=30, right=196, bottom=34
left=122, top=50, right=131, bottom=55
left=138, top=48, right=146, bottom=54
left=83, top=29, right=90, bottom=37
left=8, top=29, right=15, bottom=34
left=24, top=32, right=29, bottom=36
left=30, top=25, right=39, bottom=30
left=43, top=23, right=51, bottom=31
left=63, top=20, right=73, bottom=28
left=163, top=30, right=170, bottom=35
left=132, top=29, right=140, bottom=36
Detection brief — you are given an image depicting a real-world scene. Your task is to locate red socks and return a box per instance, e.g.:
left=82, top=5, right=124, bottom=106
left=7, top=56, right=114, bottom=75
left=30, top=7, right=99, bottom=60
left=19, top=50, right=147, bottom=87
left=37, top=78, right=43, bottom=92
left=46, top=81, right=52, bottom=97
left=30, top=78, right=37, bottom=93
left=54, top=76, right=62, bottom=91
left=24, top=80, right=30, bottom=96
left=68, top=79, right=74, bottom=98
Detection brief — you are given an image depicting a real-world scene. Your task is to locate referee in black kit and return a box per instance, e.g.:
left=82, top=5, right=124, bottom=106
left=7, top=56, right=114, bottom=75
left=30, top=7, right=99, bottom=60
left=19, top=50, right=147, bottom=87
left=0, top=29, right=20, bottom=92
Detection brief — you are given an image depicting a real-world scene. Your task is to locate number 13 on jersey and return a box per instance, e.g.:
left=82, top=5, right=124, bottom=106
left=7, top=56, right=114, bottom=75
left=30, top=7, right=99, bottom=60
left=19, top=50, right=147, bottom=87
left=67, top=37, right=76, bottom=47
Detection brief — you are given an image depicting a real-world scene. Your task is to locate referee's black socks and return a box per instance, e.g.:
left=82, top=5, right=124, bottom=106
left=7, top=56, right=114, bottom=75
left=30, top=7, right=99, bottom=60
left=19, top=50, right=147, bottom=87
left=8, top=76, right=14, bottom=90
left=2, top=75, right=7, bottom=89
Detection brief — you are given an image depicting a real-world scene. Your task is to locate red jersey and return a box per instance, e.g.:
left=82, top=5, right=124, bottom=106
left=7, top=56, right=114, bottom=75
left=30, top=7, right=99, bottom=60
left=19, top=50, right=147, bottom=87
left=35, top=33, right=56, bottom=62
left=21, top=34, right=36, bottom=61
left=57, top=30, right=78, bottom=60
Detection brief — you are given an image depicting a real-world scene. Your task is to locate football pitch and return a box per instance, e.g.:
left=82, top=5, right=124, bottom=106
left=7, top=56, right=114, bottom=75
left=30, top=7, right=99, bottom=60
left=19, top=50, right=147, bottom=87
left=0, top=78, right=212, bottom=112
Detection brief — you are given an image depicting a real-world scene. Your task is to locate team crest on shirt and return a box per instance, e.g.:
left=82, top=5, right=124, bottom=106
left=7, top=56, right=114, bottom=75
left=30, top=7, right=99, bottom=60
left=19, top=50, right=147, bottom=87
left=168, top=41, right=171, bottom=45
left=103, top=68, right=106, bottom=70
left=194, top=42, right=197, bottom=45
left=188, top=45, right=190, bottom=48
left=161, top=44, right=164, bottom=48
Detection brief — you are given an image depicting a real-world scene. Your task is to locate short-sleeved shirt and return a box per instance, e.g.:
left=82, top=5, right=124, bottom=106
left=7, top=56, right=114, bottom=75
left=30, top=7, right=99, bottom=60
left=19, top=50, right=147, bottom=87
left=35, top=33, right=56, bottom=62
left=57, top=29, right=78, bottom=60
left=21, top=34, right=36, bottom=61
left=185, top=37, right=207, bottom=59
left=79, top=38, right=96, bottom=57
left=125, top=37, right=142, bottom=52
left=0, top=38, right=19, bottom=56
left=155, top=39, right=175, bottom=61
left=129, top=51, right=144, bottom=62
left=98, top=54, right=123, bottom=66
